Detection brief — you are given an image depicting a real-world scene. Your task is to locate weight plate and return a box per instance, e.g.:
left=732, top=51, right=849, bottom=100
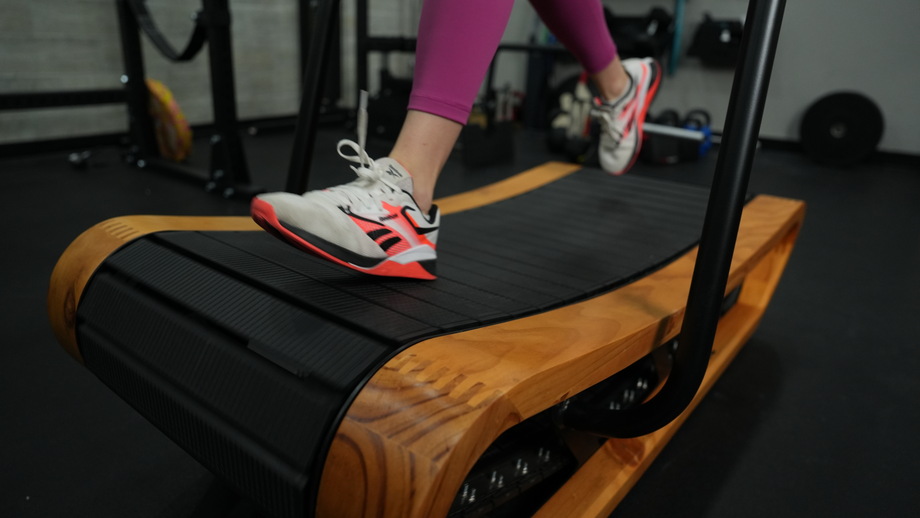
left=800, top=92, right=884, bottom=166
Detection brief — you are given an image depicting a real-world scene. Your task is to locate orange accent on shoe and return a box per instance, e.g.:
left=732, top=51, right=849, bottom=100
left=380, top=202, right=438, bottom=250
left=615, top=59, right=662, bottom=176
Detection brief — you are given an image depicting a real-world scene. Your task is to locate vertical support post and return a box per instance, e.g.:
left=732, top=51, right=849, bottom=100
left=357, top=0, right=369, bottom=94
left=668, top=0, right=686, bottom=75
left=202, top=0, right=252, bottom=194
left=116, top=0, right=158, bottom=161
left=286, top=0, right=340, bottom=194
left=300, top=1, right=343, bottom=115
left=299, top=0, right=312, bottom=89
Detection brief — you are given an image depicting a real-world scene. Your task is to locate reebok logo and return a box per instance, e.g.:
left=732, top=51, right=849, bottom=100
left=385, top=165, right=402, bottom=179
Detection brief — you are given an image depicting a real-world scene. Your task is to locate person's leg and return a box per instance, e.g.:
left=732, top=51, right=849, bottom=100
left=530, top=0, right=661, bottom=175
left=251, top=0, right=516, bottom=279
left=391, top=0, right=516, bottom=213
left=388, top=111, right=462, bottom=214
left=528, top=0, right=626, bottom=100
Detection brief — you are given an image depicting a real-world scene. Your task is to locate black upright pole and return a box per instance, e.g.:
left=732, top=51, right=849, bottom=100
left=116, top=0, right=158, bottom=161
left=301, top=0, right=342, bottom=106
left=286, top=0, right=340, bottom=194
left=299, top=0, right=312, bottom=90
left=561, top=0, right=787, bottom=438
left=356, top=0, right=369, bottom=94
left=202, top=0, right=252, bottom=195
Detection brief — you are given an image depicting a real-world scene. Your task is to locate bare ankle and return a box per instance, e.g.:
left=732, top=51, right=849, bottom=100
left=593, top=57, right=631, bottom=103
left=409, top=177, right=434, bottom=214
left=417, top=198, right=433, bottom=215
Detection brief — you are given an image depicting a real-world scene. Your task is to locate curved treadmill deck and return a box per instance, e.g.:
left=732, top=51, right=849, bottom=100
left=48, top=162, right=804, bottom=518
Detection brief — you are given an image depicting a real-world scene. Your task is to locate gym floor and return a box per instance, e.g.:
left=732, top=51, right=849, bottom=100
left=2, top=125, right=918, bottom=518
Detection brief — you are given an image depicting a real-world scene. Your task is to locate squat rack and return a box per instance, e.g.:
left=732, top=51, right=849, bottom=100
left=116, top=0, right=259, bottom=198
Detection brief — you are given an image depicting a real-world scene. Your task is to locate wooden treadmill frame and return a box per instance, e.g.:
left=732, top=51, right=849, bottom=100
left=48, top=161, right=804, bottom=517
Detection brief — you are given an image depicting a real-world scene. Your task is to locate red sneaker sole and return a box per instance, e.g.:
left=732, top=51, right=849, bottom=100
left=250, top=198, right=436, bottom=280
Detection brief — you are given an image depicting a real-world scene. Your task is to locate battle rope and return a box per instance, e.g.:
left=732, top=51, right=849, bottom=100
left=127, top=0, right=208, bottom=62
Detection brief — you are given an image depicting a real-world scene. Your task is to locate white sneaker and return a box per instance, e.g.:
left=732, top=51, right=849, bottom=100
left=592, top=58, right=661, bottom=175
left=251, top=97, right=439, bottom=280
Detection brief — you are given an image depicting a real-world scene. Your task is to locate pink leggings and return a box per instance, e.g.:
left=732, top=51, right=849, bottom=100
left=409, top=0, right=617, bottom=124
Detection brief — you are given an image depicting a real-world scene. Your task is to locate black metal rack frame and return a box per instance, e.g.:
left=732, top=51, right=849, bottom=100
left=0, top=1, right=341, bottom=183
left=115, top=0, right=260, bottom=198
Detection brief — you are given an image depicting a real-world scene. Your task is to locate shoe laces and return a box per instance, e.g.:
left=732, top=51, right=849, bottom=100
left=592, top=97, right=633, bottom=146
left=320, top=91, right=404, bottom=213
left=591, top=75, right=637, bottom=146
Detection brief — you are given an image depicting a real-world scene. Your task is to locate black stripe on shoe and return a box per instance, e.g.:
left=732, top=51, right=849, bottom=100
left=378, top=237, right=402, bottom=252
left=366, top=228, right=392, bottom=240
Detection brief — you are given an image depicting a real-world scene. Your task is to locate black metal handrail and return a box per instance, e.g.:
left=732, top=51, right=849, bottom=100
left=559, top=0, right=787, bottom=438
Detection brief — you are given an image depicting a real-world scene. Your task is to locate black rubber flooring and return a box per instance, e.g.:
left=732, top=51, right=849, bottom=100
left=2, top=127, right=918, bottom=518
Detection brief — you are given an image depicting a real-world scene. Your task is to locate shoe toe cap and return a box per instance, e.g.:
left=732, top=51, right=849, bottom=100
left=256, top=192, right=336, bottom=227
left=254, top=192, right=383, bottom=259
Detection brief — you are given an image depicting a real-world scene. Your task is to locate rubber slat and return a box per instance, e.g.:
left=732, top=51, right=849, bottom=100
left=158, top=231, right=433, bottom=343
left=104, top=239, right=388, bottom=389
left=202, top=231, right=480, bottom=332
left=78, top=273, right=337, bottom=469
left=216, top=232, right=534, bottom=336
left=435, top=172, right=708, bottom=297
left=78, top=327, right=309, bottom=518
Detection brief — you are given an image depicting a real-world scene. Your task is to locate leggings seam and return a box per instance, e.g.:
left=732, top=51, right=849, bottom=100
left=408, top=93, right=474, bottom=124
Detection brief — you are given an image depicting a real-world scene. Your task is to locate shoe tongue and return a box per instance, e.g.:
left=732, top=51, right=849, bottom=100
left=376, top=157, right=414, bottom=193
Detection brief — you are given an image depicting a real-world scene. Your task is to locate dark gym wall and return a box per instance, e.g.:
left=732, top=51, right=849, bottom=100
left=4, top=0, right=918, bottom=154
